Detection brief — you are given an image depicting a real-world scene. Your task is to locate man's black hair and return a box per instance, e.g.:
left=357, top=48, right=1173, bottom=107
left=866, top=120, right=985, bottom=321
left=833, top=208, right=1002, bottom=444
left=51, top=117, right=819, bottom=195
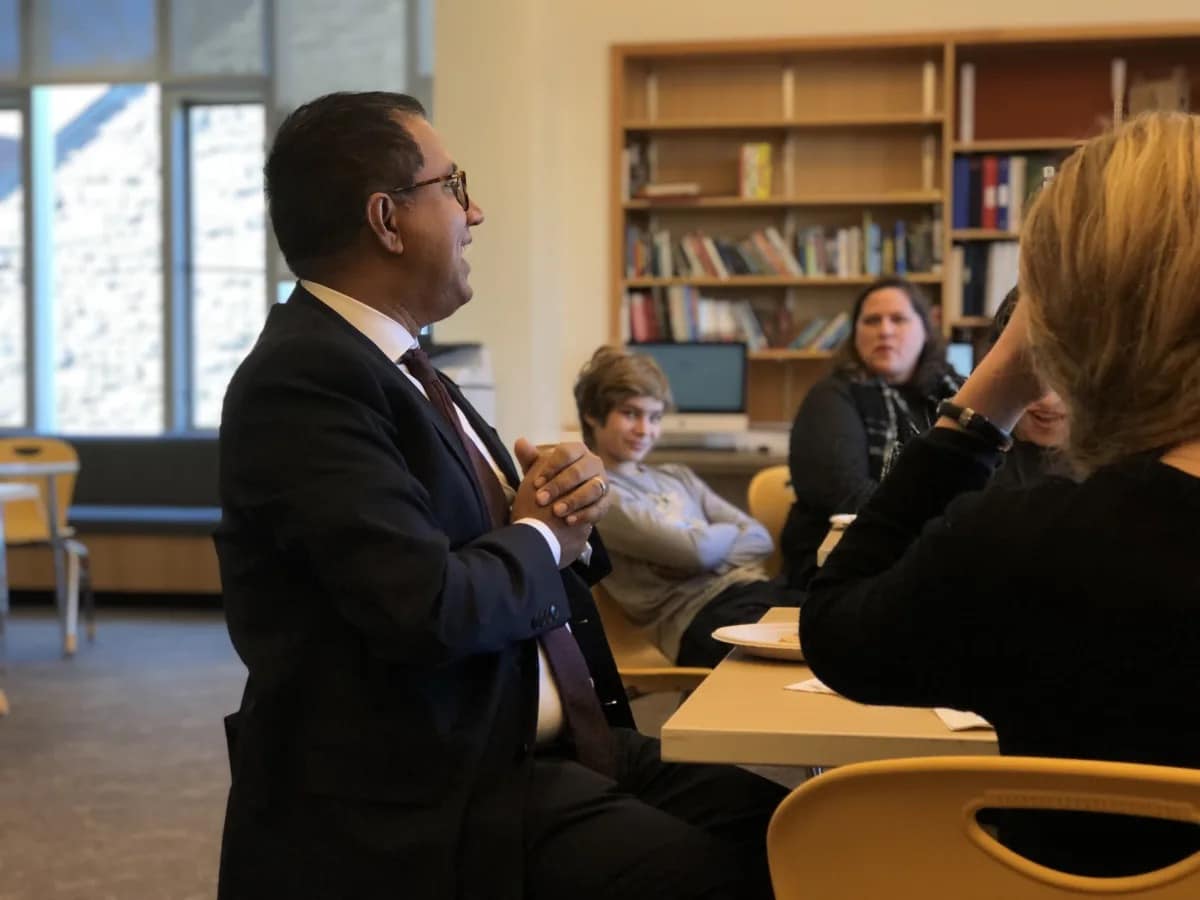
left=265, top=91, right=427, bottom=278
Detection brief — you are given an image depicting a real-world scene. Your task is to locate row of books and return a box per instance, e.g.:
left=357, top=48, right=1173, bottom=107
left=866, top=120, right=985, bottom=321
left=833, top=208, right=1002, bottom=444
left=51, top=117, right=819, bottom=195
left=794, top=214, right=941, bottom=278
left=625, top=289, right=763, bottom=346
left=625, top=215, right=941, bottom=281
left=623, top=289, right=852, bottom=352
left=944, top=240, right=1019, bottom=322
left=951, top=154, right=1059, bottom=232
left=626, top=226, right=797, bottom=279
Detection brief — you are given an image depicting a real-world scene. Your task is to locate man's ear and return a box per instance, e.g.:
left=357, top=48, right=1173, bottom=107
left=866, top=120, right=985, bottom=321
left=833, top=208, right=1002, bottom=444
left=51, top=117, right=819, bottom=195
left=584, top=414, right=602, bottom=431
left=365, top=192, right=404, bottom=256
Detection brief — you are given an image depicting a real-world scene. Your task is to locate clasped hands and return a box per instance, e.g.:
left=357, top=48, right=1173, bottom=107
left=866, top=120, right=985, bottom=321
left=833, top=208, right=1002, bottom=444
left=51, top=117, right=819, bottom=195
left=511, top=437, right=612, bottom=567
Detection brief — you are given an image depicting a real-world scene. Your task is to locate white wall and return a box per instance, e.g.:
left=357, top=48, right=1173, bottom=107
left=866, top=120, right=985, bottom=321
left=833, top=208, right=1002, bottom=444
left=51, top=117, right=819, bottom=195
left=435, top=0, right=1199, bottom=444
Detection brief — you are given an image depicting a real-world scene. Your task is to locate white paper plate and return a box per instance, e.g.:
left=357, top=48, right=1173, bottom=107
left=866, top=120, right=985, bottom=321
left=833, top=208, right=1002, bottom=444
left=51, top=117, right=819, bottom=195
left=711, top=622, right=804, bottom=662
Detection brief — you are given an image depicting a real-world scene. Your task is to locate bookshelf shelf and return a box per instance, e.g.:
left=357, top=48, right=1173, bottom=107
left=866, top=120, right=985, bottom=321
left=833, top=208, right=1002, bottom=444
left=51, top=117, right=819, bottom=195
left=624, top=191, right=943, bottom=210
left=613, top=27, right=1200, bottom=424
left=623, top=113, right=944, bottom=132
left=951, top=229, right=1020, bottom=241
left=952, top=138, right=1083, bottom=153
left=750, top=349, right=835, bottom=362
left=623, top=274, right=941, bottom=289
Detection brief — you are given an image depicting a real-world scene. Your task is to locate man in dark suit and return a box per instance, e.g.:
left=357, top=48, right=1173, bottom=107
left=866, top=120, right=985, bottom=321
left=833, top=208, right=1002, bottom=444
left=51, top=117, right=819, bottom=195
left=215, top=91, right=783, bottom=900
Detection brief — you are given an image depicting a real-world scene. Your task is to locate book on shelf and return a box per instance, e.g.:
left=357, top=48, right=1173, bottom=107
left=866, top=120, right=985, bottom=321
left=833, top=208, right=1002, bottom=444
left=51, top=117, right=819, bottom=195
left=944, top=240, right=1018, bottom=324
left=952, top=151, right=1065, bottom=231
left=944, top=246, right=964, bottom=327
left=782, top=312, right=851, bottom=353
left=625, top=219, right=938, bottom=281
left=981, top=155, right=998, bottom=230
left=625, top=288, right=770, bottom=349
left=639, top=182, right=702, bottom=199
left=995, top=156, right=1010, bottom=231
left=921, top=135, right=937, bottom=191
left=811, top=312, right=851, bottom=352
left=922, top=61, right=938, bottom=116
left=621, top=140, right=650, bottom=201
left=1007, top=156, right=1027, bottom=227
left=958, top=63, right=975, bottom=144
left=739, top=142, right=773, bottom=199
left=982, top=241, right=1019, bottom=317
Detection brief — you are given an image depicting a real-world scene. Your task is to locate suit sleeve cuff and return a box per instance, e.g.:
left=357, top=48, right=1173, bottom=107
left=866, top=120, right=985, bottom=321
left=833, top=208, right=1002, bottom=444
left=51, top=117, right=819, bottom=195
left=515, top=518, right=561, bottom=566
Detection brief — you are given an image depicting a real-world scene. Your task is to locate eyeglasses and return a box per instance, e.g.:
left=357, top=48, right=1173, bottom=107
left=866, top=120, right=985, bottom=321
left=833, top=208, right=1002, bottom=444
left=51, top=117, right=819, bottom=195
left=388, top=170, right=469, bottom=211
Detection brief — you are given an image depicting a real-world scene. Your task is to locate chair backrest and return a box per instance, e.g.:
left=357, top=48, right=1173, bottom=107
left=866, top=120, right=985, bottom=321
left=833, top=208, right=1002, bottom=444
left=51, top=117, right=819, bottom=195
left=768, top=755, right=1200, bottom=899
left=592, top=584, right=710, bottom=695
left=0, top=437, right=80, bottom=543
left=746, top=465, right=794, bottom=578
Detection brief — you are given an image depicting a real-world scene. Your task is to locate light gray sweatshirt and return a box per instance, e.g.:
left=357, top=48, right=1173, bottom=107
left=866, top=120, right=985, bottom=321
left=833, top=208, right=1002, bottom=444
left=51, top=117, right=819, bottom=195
left=600, top=463, right=772, bottom=662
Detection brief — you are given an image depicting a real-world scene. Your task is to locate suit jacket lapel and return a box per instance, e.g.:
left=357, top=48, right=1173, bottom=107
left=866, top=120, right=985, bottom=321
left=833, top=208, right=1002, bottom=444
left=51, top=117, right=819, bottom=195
left=284, top=287, right=486, bottom=506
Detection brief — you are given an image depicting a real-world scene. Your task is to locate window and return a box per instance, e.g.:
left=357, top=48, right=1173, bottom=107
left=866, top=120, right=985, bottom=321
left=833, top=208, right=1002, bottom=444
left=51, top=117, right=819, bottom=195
left=42, top=83, right=163, bottom=434
left=0, top=0, right=19, bottom=80
left=170, top=0, right=266, bottom=77
left=32, top=0, right=157, bottom=79
left=0, top=0, right=435, bottom=435
left=0, top=107, right=24, bottom=427
left=187, top=102, right=266, bottom=429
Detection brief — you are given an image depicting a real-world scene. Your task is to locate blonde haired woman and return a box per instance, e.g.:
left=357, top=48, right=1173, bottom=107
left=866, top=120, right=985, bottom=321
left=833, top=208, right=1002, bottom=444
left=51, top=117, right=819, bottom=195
left=800, top=112, right=1200, bottom=876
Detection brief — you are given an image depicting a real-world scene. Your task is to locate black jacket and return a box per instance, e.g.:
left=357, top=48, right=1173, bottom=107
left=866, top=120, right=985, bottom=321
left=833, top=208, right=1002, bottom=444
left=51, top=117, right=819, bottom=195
left=215, top=286, right=631, bottom=899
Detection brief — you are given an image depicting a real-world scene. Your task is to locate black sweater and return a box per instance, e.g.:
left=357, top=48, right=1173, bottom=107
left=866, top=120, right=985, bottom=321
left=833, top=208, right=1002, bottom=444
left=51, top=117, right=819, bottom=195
left=802, top=428, right=1200, bottom=876
left=780, top=373, right=953, bottom=587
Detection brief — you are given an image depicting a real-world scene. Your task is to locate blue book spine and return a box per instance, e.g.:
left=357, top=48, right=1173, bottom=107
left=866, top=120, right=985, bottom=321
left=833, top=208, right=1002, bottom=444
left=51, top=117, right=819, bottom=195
left=996, top=156, right=1010, bottom=231
left=894, top=220, right=908, bottom=274
left=952, top=157, right=971, bottom=230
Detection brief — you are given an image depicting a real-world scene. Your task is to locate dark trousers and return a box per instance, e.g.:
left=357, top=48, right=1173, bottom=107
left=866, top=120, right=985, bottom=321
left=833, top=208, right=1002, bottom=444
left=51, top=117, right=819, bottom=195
left=525, top=727, right=785, bottom=900
left=218, top=728, right=784, bottom=900
left=677, top=580, right=804, bottom=668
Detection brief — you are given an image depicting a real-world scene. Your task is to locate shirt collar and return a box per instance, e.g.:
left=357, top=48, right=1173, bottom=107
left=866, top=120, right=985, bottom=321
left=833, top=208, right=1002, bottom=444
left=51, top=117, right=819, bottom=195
left=300, top=279, right=418, bottom=361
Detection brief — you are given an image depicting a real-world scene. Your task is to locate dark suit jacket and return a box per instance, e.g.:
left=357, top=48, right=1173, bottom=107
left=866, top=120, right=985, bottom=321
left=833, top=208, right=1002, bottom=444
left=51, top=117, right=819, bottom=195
left=215, top=286, right=632, bottom=900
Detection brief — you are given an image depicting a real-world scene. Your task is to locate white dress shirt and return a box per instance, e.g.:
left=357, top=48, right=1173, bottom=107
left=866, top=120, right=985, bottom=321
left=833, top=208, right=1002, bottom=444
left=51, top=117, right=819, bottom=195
left=300, top=280, right=565, bottom=742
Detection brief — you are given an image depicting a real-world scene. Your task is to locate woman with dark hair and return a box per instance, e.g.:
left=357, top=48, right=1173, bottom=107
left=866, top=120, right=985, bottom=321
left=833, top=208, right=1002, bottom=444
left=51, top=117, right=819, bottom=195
left=779, top=276, right=963, bottom=587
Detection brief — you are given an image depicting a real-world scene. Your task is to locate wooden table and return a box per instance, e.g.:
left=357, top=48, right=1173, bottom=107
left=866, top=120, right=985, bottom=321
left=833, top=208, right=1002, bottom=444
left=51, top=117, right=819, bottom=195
left=0, top=482, right=40, bottom=716
left=661, top=607, right=997, bottom=767
left=0, top=459, right=80, bottom=659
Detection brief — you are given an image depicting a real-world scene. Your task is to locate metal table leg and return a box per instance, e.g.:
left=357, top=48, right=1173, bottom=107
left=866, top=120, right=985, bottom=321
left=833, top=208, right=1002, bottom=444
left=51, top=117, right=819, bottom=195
left=45, top=476, right=72, bottom=657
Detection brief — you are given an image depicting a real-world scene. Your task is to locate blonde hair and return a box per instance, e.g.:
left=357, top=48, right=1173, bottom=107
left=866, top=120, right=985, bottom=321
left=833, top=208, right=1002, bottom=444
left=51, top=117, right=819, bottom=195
left=1020, top=112, right=1200, bottom=474
left=573, top=346, right=673, bottom=449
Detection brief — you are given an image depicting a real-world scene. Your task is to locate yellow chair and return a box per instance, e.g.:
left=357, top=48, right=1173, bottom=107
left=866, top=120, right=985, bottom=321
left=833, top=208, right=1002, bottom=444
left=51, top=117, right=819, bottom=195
left=768, top=755, right=1200, bottom=899
left=747, top=464, right=794, bottom=578
left=592, top=585, right=710, bottom=697
left=0, top=437, right=94, bottom=656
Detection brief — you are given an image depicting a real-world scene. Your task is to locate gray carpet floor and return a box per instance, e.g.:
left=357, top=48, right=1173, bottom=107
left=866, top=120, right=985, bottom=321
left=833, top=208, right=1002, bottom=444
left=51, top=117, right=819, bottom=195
left=0, top=608, right=244, bottom=900
left=0, top=607, right=690, bottom=900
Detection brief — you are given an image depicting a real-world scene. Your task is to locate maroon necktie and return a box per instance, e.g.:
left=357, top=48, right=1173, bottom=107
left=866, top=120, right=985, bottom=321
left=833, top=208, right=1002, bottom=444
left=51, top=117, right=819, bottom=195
left=400, top=348, right=617, bottom=776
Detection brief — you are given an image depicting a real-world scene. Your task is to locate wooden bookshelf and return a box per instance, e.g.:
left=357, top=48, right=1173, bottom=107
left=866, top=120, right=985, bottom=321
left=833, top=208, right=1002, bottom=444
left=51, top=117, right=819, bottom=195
left=953, top=138, right=1083, bottom=152
left=611, top=23, right=1200, bottom=425
left=623, top=113, right=943, bottom=131
left=623, top=191, right=943, bottom=210
left=951, top=229, right=1019, bottom=241
left=624, top=274, right=942, bottom=289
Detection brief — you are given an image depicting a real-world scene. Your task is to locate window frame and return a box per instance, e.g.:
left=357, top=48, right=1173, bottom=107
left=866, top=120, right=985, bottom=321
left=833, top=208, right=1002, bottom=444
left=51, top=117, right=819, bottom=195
left=0, top=89, right=30, bottom=430
left=0, top=0, right=276, bottom=436
left=166, top=86, right=272, bottom=432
